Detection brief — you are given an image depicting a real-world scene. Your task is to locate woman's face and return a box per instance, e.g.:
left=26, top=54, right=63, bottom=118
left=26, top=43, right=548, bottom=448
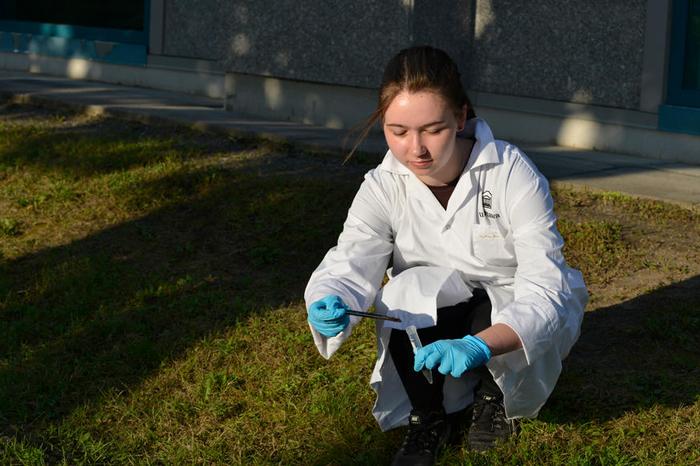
left=383, top=90, right=467, bottom=186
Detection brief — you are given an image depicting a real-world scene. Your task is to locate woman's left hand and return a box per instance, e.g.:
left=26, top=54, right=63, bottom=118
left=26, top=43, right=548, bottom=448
left=414, top=335, right=492, bottom=378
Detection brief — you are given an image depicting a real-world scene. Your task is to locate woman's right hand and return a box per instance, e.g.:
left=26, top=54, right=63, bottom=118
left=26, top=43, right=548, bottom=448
left=307, top=295, right=350, bottom=337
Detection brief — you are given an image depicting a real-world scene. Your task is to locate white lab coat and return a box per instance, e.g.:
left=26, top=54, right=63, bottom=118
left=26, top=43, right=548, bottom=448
left=304, top=118, right=588, bottom=432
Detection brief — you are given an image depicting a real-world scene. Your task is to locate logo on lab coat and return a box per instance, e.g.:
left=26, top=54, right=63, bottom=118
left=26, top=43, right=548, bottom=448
left=482, top=191, right=493, bottom=209
left=480, top=190, right=500, bottom=219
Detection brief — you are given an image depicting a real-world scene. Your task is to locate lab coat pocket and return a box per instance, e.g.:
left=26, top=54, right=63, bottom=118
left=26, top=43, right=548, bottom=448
left=472, top=225, right=515, bottom=267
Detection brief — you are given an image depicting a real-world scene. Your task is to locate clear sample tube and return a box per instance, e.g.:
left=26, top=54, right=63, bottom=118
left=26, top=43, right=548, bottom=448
left=405, top=325, right=433, bottom=384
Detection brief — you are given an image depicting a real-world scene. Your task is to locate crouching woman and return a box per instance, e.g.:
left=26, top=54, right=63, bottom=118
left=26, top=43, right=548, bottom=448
left=304, top=46, right=588, bottom=465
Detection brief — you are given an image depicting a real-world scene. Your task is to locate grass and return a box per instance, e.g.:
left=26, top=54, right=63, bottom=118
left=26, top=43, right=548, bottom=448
left=1, top=100, right=699, bottom=465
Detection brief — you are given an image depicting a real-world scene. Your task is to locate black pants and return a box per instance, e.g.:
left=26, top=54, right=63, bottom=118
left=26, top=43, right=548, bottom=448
left=388, top=289, right=501, bottom=414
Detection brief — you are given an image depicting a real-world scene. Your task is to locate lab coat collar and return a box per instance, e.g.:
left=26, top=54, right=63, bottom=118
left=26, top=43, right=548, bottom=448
left=379, top=148, right=410, bottom=175
left=378, top=118, right=502, bottom=175
left=463, top=118, right=502, bottom=171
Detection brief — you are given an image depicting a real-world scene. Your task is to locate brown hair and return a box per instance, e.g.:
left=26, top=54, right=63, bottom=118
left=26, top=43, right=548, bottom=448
left=346, top=45, right=476, bottom=161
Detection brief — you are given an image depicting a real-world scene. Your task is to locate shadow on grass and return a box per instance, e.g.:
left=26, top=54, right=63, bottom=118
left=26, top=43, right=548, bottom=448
left=0, top=159, right=363, bottom=440
left=0, top=114, right=239, bottom=178
left=543, top=274, right=700, bottom=424
left=0, top=99, right=377, bottom=180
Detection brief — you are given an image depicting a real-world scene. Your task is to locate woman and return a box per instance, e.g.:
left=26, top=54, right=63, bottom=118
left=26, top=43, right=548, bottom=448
left=304, top=46, right=588, bottom=465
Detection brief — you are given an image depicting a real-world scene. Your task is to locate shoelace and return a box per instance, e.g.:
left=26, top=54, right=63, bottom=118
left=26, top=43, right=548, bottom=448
left=472, top=395, right=507, bottom=432
left=472, top=400, right=485, bottom=422
left=491, top=403, right=508, bottom=431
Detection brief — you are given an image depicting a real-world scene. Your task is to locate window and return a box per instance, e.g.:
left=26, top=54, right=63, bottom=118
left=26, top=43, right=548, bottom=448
left=0, top=1, right=145, bottom=31
left=667, top=0, right=700, bottom=106
left=0, top=1, right=149, bottom=65
left=660, top=0, right=700, bottom=135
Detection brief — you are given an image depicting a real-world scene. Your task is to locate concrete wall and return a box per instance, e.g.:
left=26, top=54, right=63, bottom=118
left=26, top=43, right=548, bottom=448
left=161, top=0, right=647, bottom=110
left=163, top=0, right=413, bottom=88
left=468, top=1, right=647, bottom=110
left=3, top=1, right=690, bottom=162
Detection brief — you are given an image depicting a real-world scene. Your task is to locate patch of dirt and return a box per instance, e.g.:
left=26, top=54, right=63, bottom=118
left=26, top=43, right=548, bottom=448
left=552, top=185, right=699, bottom=309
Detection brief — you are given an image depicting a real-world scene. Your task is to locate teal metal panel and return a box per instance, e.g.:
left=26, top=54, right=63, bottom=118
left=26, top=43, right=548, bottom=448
left=659, top=104, right=700, bottom=136
left=0, top=31, right=146, bottom=65
left=668, top=0, right=700, bottom=107
left=0, top=20, right=146, bottom=44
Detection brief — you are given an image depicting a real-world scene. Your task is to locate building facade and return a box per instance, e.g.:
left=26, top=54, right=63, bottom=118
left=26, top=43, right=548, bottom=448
left=0, top=1, right=698, bottom=162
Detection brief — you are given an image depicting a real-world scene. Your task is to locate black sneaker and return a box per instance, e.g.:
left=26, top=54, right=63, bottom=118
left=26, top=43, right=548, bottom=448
left=445, top=406, right=472, bottom=445
left=391, top=409, right=451, bottom=466
left=468, top=393, right=518, bottom=451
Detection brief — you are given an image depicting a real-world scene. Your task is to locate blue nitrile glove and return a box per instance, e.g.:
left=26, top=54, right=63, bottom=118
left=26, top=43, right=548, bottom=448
left=307, top=295, right=350, bottom=338
left=414, top=335, right=492, bottom=378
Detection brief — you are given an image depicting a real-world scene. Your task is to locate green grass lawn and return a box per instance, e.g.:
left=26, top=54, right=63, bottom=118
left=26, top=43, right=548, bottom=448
left=1, top=100, right=699, bottom=465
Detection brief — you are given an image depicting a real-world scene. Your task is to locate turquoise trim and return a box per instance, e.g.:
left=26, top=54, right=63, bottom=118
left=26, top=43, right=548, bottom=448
left=0, top=20, right=145, bottom=44
left=659, top=105, right=700, bottom=136
left=0, top=32, right=146, bottom=65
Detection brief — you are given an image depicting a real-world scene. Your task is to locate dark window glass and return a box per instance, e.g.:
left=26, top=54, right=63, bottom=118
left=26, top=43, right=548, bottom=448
left=683, top=0, right=700, bottom=90
left=0, top=1, right=145, bottom=31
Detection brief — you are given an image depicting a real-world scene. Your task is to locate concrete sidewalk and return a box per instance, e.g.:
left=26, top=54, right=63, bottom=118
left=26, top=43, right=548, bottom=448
left=1, top=70, right=698, bottom=210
